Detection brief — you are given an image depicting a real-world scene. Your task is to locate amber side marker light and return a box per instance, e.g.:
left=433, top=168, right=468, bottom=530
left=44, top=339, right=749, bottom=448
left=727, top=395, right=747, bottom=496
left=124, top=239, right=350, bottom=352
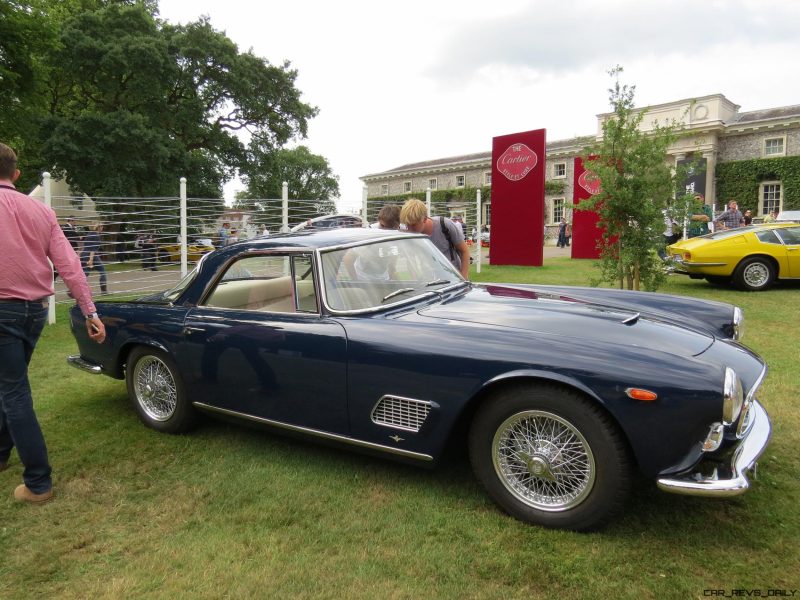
left=625, top=388, right=658, bottom=401
left=683, top=252, right=692, bottom=260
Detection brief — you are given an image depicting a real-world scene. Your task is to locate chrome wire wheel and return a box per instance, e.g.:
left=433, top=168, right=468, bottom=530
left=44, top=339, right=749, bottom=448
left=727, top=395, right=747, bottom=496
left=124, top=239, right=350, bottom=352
left=492, top=410, right=595, bottom=512
left=742, top=261, right=770, bottom=288
left=132, top=355, right=178, bottom=422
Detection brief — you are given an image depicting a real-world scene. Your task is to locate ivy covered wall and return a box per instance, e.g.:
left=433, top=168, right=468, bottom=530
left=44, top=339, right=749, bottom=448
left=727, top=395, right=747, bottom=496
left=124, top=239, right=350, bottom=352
left=716, top=156, right=800, bottom=212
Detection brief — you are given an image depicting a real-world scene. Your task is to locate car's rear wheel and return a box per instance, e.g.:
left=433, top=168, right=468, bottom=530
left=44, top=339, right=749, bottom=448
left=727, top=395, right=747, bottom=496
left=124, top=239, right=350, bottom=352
left=733, top=256, right=775, bottom=291
left=126, top=346, right=197, bottom=433
left=469, top=383, right=631, bottom=531
left=705, top=275, right=731, bottom=286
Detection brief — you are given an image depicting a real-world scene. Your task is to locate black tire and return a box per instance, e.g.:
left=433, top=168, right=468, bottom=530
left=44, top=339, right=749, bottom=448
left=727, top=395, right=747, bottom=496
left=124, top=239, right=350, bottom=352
left=704, top=275, right=731, bottom=286
left=733, top=256, right=775, bottom=291
left=126, top=346, right=197, bottom=433
left=468, top=383, right=631, bottom=531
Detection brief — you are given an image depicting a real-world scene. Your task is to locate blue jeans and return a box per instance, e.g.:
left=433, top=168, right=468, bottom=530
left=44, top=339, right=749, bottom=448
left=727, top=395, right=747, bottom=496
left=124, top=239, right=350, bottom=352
left=82, top=256, right=107, bottom=293
left=0, top=299, right=52, bottom=493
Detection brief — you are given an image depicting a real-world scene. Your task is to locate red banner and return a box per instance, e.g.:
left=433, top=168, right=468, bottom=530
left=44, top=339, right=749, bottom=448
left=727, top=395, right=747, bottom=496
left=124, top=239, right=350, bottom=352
left=571, top=157, right=603, bottom=259
left=490, top=129, right=546, bottom=266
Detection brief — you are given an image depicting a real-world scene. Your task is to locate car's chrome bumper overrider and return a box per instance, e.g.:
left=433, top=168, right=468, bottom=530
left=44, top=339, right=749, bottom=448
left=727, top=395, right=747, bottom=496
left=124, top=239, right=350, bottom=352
left=67, top=355, right=103, bottom=374
left=657, top=400, right=771, bottom=497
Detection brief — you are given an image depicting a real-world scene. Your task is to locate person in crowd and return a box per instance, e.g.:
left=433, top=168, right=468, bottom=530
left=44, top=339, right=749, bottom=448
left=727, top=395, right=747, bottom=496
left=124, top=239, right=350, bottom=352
left=62, top=217, right=79, bottom=251
left=81, top=223, right=108, bottom=294
left=565, top=221, right=572, bottom=247
left=259, top=224, right=270, bottom=237
left=400, top=198, right=470, bottom=279
left=659, top=206, right=680, bottom=260
left=218, top=222, right=231, bottom=246
left=762, top=208, right=780, bottom=223
left=136, top=231, right=158, bottom=271
left=377, top=204, right=401, bottom=230
left=557, top=218, right=568, bottom=248
left=688, top=196, right=713, bottom=238
left=714, top=200, right=744, bottom=230
left=0, top=141, right=106, bottom=505
left=227, top=229, right=239, bottom=245
left=743, top=209, right=753, bottom=225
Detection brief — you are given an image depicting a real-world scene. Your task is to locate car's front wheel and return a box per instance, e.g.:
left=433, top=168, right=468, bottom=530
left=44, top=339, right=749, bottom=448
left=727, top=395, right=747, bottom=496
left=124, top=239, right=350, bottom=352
left=733, top=256, right=775, bottom=291
left=469, top=383, right=631, bottom=531
left=126, top=346, right=197, bottom=433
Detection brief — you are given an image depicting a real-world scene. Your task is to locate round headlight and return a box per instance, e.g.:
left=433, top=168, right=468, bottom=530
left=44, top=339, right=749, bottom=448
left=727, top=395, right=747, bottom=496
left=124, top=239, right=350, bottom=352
left=722, top=367, right=744, bottom=425
left=732, top=306, right=744, bottom=341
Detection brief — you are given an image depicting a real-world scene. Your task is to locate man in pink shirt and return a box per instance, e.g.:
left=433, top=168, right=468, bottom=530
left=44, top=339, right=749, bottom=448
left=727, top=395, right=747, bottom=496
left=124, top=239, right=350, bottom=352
left=0, top=142, right=106, bottom=504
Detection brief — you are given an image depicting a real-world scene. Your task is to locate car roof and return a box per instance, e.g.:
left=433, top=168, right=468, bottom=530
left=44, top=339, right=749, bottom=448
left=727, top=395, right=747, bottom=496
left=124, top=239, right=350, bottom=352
left=225, top=227, right=414, bottom=251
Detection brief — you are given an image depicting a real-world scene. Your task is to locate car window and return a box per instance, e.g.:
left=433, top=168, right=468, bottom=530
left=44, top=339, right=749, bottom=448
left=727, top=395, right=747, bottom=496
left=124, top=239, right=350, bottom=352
left=776, top=227, right=800, bottom=245
left=756, top=229, right=782, bottom=245
left=204, top=254, right=318, bottom=313
left=320, top=237, right=463, bottom=312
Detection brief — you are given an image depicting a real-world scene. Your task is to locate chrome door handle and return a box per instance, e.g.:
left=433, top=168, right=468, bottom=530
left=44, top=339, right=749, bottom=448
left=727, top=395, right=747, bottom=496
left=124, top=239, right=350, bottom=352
left=183, top=326, right=206, bottom=334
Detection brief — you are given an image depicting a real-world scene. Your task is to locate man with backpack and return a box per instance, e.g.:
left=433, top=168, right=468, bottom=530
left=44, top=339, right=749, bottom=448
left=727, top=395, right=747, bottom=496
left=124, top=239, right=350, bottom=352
left=400, top=198, right=470, bottom=279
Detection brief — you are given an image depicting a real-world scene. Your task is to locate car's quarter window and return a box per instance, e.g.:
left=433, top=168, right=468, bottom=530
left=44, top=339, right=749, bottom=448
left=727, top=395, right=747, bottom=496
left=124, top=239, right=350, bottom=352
left=320, top=236, right=463, bottom=312
left=756, top=229, right=782, bottom=245
left=776, top=227, right=800, bottom=245
left=203, top=253, right=318, bottom=313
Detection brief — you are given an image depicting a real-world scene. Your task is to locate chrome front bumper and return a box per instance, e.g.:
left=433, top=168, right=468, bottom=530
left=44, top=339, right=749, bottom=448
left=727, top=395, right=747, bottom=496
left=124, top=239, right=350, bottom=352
left=67, top=355, right=103, bottom=374
left=656, top=400, right=771, bottom=497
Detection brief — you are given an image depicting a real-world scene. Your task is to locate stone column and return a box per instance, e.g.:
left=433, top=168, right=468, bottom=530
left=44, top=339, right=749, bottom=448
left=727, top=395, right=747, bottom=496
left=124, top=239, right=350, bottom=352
left=703, top=150, right=717, bottom=210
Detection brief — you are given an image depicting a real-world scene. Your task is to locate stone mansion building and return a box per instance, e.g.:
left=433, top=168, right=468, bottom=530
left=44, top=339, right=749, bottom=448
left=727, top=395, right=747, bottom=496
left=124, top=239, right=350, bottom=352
left=360, top=94, right=800, bottom=228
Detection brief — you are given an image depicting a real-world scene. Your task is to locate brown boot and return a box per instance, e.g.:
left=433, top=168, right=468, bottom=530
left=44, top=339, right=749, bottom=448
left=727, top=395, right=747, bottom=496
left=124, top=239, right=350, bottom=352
left=13, top=484, right=53, bottom=504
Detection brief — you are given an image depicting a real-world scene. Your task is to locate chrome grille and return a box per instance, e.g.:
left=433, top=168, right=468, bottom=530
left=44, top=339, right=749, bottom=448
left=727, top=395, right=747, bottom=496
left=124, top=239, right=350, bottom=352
left=371, top=395, right=432, bottom=432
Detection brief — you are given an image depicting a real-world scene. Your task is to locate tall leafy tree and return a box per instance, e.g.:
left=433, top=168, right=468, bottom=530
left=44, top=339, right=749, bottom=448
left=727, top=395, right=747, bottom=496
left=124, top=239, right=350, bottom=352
left=580, top=67, right=690, bottom=291
left=4, top=2, right=319, bottom=203
left=236, top=145, right=339, bottom=230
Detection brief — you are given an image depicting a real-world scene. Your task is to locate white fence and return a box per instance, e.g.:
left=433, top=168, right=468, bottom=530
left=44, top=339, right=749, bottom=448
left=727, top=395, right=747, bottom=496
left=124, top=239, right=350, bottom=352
left=42, top=175, right=351, bottom=321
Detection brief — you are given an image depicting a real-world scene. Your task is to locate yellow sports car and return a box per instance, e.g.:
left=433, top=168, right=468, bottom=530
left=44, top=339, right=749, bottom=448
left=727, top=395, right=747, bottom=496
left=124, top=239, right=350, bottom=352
left=158, top=240, right=216, bottom=263
left=668, top=222, right=800, bottom=291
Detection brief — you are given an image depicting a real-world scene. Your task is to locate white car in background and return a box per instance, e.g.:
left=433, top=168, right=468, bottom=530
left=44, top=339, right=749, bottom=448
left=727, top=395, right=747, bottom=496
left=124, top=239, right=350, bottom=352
left=290, top=214, right=363, bottom=232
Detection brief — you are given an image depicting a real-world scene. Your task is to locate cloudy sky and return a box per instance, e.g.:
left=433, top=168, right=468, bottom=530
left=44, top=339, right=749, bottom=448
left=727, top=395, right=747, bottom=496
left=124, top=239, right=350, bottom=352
left=159, top=0, right=800, bottom=210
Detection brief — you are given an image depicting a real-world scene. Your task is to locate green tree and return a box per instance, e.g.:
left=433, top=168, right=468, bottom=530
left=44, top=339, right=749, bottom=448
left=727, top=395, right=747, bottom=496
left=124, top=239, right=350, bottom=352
left=236, top=145, right=339, bottom=230
left=3, top=2, right=319, bottom=203
left=580, top=67, right=690, bottom=291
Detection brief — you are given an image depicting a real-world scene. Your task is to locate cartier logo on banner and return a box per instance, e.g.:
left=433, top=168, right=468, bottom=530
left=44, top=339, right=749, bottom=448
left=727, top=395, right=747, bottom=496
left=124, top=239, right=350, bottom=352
left=497, top=143, right=538, bottom=181
left=578, top=170, right=601, bottom=196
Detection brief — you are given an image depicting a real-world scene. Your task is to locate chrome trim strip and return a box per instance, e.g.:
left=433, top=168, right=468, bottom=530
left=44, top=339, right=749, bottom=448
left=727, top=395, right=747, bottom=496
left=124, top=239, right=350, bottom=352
left=66, top=355, right=103, bottom=374
left=656, top=400, right=771, bottom=497
left=192, top=402, right=434, bottom=462
left=682, top=262, right=728, bottom=267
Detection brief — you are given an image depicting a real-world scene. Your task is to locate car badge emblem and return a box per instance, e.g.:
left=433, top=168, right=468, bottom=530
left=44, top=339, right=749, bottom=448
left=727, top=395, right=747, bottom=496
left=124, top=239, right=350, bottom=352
left=389, top=435, right=404, bottom=443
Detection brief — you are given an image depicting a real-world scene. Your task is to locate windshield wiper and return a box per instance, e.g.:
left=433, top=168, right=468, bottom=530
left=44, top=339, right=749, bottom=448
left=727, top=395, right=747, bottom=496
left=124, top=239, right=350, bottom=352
left=425, top=279, right=451, bottom=287
left=382, top=287, right=416, bottom=302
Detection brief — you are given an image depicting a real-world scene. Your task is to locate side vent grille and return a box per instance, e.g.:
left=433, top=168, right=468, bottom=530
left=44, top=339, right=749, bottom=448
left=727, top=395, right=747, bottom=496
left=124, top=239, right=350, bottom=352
left=371, top=395, right=432, bottom=432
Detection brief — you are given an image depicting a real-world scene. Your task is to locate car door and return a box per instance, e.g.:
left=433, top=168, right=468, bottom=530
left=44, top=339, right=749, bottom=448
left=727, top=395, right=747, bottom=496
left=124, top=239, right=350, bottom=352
left=174, top=252, right=350, bottom=434
left=776, top=226, right=800, bottom=276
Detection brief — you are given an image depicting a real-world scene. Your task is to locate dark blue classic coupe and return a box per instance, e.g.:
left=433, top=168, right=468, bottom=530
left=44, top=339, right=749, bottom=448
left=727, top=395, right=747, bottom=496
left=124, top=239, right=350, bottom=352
left=68, top=228, right=771, bottom=530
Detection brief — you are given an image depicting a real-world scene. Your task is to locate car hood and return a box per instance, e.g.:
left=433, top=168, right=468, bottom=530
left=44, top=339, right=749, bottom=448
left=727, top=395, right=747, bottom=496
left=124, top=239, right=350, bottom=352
left=416, top=284, right=714, bottom=357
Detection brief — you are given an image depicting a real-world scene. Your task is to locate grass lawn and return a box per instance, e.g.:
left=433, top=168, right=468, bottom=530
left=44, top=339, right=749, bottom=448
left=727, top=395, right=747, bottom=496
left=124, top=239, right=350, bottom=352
left=1, top=258, right=798, bottom=598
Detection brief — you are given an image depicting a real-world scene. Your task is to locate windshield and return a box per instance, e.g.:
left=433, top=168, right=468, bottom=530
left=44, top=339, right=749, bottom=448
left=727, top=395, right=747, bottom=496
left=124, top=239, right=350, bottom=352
left=163, top=267, right=197, bottom=302
left=320, top=236, right=464, bottom=312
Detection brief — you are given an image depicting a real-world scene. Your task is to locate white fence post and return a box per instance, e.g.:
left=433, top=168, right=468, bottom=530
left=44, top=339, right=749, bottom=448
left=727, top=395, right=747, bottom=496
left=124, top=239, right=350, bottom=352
left=475, top=189, right=482, bottom=274
left=44, top=172, right=56, bottom=324
left=180, top=177, right=188, bottom=277
left=426, top=188, right=431, bottom=216
left=282, top=181, right=289, bottom=232
left=362, top=186, right=369, bottom=227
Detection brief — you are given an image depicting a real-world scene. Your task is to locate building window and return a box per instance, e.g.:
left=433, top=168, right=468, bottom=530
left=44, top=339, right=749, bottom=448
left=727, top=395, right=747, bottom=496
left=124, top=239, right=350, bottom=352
left=403, top=181, right=412, bottom=193
left=484, top=172, right=492, bottom=185
left=551, top=198, right=565, bottom=224
left=455, top=175, right=466, bottom=188
left=760, top=181, right=782, bottom=215
left=428, top=178, right=437, bottom=190
left=553, top=162, right=567, bottom=179
left=763, top=136, right=786, bottom=157
left=381, top=184, right=389, bottom=196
